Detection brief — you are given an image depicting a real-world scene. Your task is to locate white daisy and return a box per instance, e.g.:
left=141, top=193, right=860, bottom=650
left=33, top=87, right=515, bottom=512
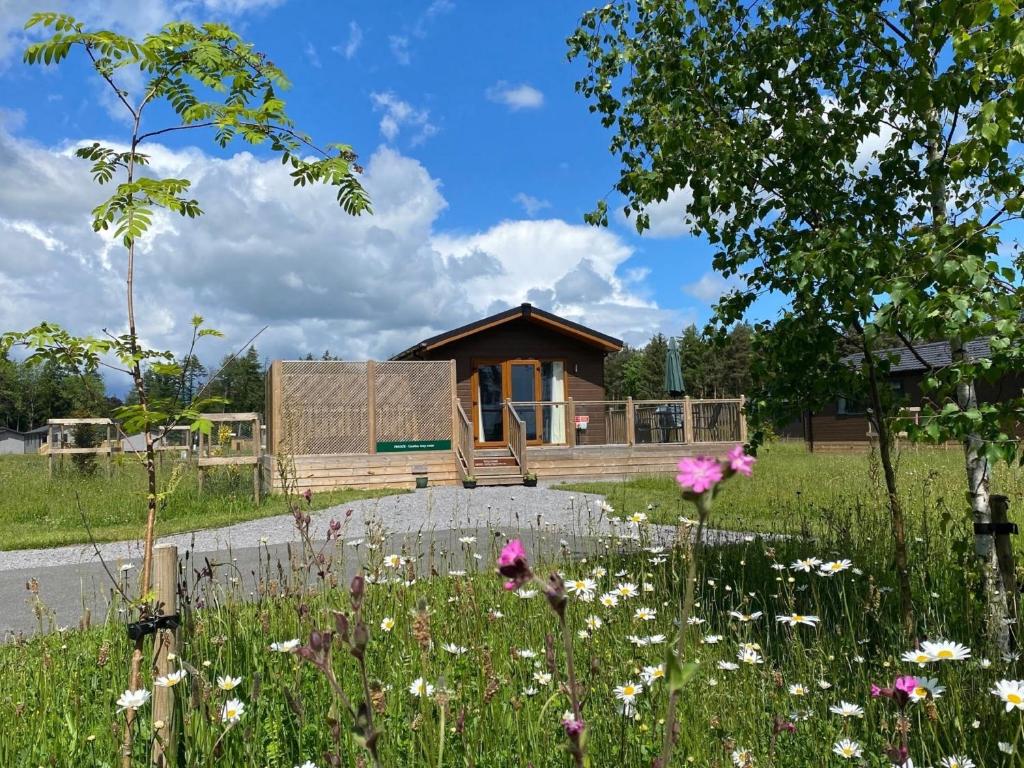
left=269, top=639, right=300, bottom=653
left=992, top=679, right=1024, bottom=711
left=775, top=613, right=820, bottom=627
left=829, top=701, right=864, bottom=718
left=818, top=559, right=853, bottom=575
left=922, top=640, right=971, bottom=662
left=789, top=557, right=822, bottom=572
left=116, top=689, right=151, bottom=712
left=217, top=676, right=242, bottom=691
left=409, top=678, right=434, bottom=698
left=221, top=698, right=245, bottom=723
left=567, top=578, right=598, bottom=601
left=641, top=664, right=665, bottom=685
left=154, top=669, right=188, bottom=688
left=832, top=739, right=862, bottom=759
left=380, top=618, right=395, bottom=632
left=634, top=607, right=657, bottom=622
left=613, top=681, right=643, bottom=703
left=442, top=642, right=467, bottom=655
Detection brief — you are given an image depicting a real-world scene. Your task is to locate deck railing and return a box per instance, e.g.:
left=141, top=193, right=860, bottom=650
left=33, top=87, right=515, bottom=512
left=508, top=397, right=747, bottom=449
left=505, top=399, right=528, bottom=475
left=454, top=400, right=474, bottom=480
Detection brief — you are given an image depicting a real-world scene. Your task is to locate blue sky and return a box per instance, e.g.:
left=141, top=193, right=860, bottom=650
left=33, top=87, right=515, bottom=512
left=0, top=0, right=773, bottom=385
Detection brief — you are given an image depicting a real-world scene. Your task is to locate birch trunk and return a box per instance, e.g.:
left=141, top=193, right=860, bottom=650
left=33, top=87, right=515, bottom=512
left=951, top=336, right=1010, bottom=654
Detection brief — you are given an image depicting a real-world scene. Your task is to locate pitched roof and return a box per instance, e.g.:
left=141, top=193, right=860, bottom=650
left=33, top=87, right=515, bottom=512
left=391, top=303, right=624, bottom=359
left=844, top=338, right=991, bottom=374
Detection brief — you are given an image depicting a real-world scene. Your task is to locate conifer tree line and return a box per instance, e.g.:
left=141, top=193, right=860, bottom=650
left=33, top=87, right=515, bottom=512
left=0, top=347, right=358, bottom=431
left=604, top=324, right=753, bottom=400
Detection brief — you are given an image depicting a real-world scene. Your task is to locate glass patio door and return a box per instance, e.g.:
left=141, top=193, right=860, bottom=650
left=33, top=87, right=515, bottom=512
left=474, top=360, right=542, bottom=446
left=509, top=361, right=540, bottom=441
left=477, top=363, right=504, bottom=444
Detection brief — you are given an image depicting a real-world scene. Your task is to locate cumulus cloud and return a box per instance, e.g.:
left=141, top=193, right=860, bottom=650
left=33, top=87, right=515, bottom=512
left=485, top=82, right=544, bottom=111
left=333, top=21, right=362, bottom=60
left=681, top=272, right=742, bottom=303
left=370, top=92, right=437, bottom=145
left=0, top=127, right=677, bottom=388
left=513, top=192, right=550, bottom=217
left=617, top=185, right=696, bottom=239
left=431, top=219, right=681, bottom=345
left=2, top=0, right=285, bottom=68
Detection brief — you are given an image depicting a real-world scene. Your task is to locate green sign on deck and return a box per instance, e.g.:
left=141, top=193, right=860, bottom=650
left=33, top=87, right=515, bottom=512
left=376, top=440, right=452, bottom=453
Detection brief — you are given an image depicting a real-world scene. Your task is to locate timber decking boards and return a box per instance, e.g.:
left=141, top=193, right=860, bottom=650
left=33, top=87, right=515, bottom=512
left=268, top=442, right=737, bottom=492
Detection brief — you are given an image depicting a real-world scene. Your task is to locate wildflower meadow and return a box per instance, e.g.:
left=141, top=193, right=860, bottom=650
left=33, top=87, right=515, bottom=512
left=3, top=445, right=1024, bottom=767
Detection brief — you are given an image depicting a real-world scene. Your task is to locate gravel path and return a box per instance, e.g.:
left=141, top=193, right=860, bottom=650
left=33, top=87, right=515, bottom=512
left=0, top=485, right=620, bottom=572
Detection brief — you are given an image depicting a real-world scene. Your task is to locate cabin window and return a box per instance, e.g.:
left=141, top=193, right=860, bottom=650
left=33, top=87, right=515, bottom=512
left=838, top=380, right=903, bottom=415
left=837, top=396, right=864, bottom=416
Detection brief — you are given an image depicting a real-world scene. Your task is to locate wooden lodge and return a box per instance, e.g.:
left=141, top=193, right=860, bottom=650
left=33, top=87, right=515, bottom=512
left=803, top=338, right=1024, bottom=451
left=263, top=305, right=747, bottom=491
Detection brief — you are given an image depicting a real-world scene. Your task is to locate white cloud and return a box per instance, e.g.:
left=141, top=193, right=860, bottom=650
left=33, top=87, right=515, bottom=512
left=332, top=21, right=362, bottom=60
left=1, top=0, right=285, bottom=68
left=388, top=35, right=411, bottom=65
left=485, top=82, right=544, bottom=111
left=513, top=192, right=550, bottom=217
left=0, top=127, right=677, bottom=386
left=370, top=91, right=437, bottom=146
left=432, top=219, right=681, bottom=345
left=617, top=185, right=696, bottom=239
left=304, top=41, right=321, bottom=69
left=681, top=272, right=741, bottom=303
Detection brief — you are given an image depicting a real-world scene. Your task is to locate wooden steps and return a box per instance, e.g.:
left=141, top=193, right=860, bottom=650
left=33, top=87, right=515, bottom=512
left=471, top=447, right=523, bottom=486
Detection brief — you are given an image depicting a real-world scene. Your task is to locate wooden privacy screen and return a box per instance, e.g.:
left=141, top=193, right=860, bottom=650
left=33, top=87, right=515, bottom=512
left=266, top=359, right=455, bottom=456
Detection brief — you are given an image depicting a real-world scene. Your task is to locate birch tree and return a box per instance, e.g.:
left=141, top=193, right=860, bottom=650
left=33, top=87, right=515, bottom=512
left=570, top=0, right=1024, bottom=648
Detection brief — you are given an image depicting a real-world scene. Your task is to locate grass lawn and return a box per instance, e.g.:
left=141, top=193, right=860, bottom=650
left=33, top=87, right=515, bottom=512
left=0, top=455, right=404, bottom=551
left=555, top=441, right=1024, bottom=537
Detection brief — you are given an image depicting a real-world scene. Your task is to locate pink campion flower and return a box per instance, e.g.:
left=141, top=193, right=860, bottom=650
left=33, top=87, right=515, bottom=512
left=497, top=539, right=532, bottom=590
left=498, top=539, right=526, bottom=568
left=894, top=676, right=918, bottom=696
left=871, top=684, right=884, bottom=698
left=726, top=444, right=756, bottom=476
left=676, top=456, right=724, bottom=494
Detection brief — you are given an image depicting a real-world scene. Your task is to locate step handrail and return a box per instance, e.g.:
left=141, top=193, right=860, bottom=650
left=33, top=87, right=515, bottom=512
left=455, top=401, right=474, bottom=480
left=504, top=399, right=528, bottom=476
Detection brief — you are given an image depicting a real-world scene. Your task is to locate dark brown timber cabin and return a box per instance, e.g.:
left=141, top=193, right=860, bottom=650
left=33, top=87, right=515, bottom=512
left=392, top=303, right=623, bottom=449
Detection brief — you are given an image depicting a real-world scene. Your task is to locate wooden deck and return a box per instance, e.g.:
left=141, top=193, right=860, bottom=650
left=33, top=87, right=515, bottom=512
left=263, top=441, right=738, bottom=492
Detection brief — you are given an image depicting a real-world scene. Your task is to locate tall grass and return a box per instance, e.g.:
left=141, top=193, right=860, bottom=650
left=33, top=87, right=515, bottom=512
left=0, top=455, right=401, bottom=550
left=2, top=456, right=1023, bottom=766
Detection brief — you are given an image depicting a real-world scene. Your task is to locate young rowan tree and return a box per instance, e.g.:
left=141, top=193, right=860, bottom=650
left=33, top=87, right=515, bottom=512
left=0, top=13, right=369, bottom=764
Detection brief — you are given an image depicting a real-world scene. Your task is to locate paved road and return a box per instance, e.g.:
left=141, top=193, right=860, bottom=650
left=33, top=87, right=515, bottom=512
left=0, top=486, right=626, bottom=637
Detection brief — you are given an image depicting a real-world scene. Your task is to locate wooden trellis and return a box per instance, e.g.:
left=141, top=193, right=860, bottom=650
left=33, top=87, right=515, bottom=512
left=47, top=418, right=116, bottom=477
left=196, top=412, right=263, bottom=502
left=266, top=360, right=455, bottom=456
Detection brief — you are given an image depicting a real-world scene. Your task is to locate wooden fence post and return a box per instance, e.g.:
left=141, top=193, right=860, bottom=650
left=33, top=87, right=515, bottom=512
left=566, top=398, right=576, bottom=448
left=151, top=544, right=179, bottom=767
left=625, top=397, right=636, bottom=446
left=105, top=422, right=112, bottom=477
left=683, top=397, right=694, bottom=444
left=449, top=359, right=458, bottom=448
left=252, top=415, right=262, bottom=503
left=738, top=395, right=748, bottom=443
left=48, top=423, right=54, bottom=478
left=367, top=361, right=377, bottom=454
